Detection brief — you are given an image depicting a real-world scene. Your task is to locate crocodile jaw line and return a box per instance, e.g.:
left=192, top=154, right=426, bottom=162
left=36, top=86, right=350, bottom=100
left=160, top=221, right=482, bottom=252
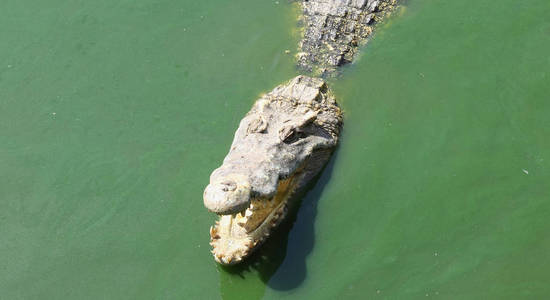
left=209, top=176, right=297, bottom=265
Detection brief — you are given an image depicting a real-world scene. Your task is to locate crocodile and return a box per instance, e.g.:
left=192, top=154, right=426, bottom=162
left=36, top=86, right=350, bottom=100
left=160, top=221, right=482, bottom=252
left=203, top=0, right=398, bottom=265
left=204, top=76, right=342, bottom=264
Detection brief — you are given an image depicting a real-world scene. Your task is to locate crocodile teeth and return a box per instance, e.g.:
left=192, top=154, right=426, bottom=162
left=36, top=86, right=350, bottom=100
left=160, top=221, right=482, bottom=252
left=208, top=175, right=299, bottom=265
left=210, top=226, right=220, bottom=239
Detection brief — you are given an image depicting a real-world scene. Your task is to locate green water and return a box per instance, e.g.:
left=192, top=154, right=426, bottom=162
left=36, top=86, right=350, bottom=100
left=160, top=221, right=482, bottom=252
left=1, top=0, right=549, bottom=299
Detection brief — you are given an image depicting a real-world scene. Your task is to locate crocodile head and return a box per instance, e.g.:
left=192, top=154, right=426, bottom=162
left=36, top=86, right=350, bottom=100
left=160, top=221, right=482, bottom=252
left=203, top=76, right=342, bottom=265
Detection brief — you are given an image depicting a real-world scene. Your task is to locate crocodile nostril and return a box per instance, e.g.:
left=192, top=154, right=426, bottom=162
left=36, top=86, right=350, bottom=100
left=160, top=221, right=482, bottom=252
left=220, top=180, right=237, bottom=192
left=203, top=176, right=252, bottom=214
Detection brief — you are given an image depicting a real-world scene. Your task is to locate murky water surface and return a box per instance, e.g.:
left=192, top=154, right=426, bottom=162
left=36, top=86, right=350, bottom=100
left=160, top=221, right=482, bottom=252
left=1, top=0, right=549, bottom=299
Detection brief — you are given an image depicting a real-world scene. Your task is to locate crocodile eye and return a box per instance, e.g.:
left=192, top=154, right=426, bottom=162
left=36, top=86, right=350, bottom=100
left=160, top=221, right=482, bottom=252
left=279, top=126, right=304, bottom=144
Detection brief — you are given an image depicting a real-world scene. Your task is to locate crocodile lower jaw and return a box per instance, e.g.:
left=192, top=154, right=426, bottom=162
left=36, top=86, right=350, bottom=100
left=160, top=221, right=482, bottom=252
left=209, top=176, right=297, bottom=265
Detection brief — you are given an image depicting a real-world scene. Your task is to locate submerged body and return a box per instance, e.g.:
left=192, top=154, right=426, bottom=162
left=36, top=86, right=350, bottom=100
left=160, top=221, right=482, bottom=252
left=298, top=0, right=397, bottom=76
left=203, top=76, right=342, bottom=264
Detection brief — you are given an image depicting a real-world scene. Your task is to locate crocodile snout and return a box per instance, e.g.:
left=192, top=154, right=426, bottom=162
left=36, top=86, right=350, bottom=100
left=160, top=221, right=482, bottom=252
left=203, top=176, right=251, bottom=215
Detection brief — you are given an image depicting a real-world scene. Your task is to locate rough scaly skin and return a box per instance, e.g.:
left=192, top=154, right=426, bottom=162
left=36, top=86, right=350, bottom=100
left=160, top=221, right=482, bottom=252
left=203, top=76, right=342, bottom=265
left=297, top=0, right=398, bottom=76
left=203, top=0, right=400, bottom=264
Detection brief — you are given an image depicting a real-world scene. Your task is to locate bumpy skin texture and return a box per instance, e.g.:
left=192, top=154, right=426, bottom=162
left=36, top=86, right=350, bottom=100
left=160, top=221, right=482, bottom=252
left=203, top=76, right=342, bottom=264
left=203, top=0, right=400, bottom=264
left=298, top=0, right=397, bottom=76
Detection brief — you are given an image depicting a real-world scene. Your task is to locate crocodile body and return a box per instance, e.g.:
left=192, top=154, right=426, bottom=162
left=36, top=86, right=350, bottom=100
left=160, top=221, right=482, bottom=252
left=298, top=0, right=397, bottom=76
left=203, top=0, right=398, bottom=265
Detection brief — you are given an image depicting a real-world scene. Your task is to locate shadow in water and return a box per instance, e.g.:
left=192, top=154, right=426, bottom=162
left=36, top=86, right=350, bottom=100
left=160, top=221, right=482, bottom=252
left=219, top=148, right=339, bottom=293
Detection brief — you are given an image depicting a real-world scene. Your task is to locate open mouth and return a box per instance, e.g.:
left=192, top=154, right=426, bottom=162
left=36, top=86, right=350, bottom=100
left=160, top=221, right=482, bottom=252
left=209, top=175, right=298, bottom=265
